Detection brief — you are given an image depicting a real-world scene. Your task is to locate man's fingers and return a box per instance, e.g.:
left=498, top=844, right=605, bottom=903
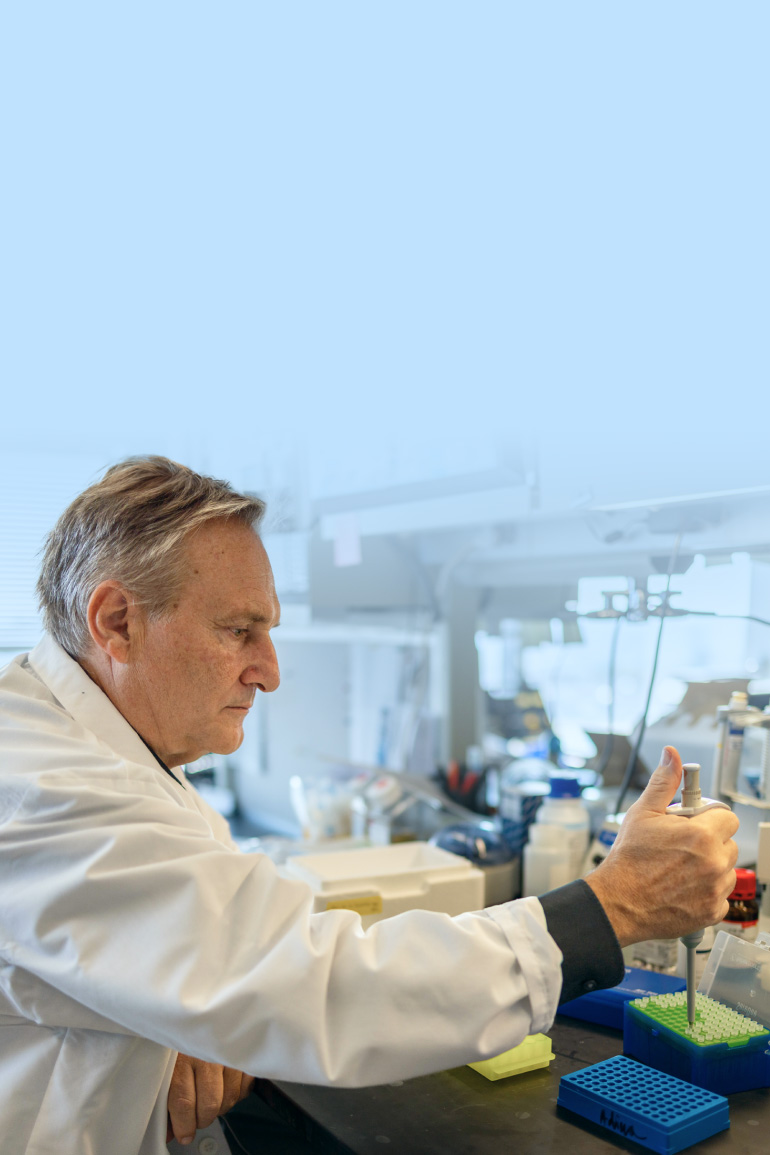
left=167, top=1054, right=254, bottom=1142
left=167, top=1055, right=198, bottom=1145
left=193, top=1061, right=225, bottom=1130
left=221, top=1067, right=243, bottom=1115
left=694, top=807, right=740, bottom=842
left=632, top=746, right=682, bottom=815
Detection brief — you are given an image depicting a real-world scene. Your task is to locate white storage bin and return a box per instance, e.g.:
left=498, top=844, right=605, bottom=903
left=284, top=841, right=485, bottom=929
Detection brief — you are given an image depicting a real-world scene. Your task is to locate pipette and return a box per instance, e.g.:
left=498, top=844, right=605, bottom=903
left=666, top=763, right=732, bottom=1026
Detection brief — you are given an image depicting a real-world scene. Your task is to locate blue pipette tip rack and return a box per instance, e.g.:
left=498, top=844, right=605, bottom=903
left=624, top=993, right=770, bottom=1095
left=558, top=1055, right=729, bottom=1154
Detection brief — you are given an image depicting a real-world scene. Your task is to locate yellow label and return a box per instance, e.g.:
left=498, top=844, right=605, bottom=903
left=326, top=895, right=383, bottom=916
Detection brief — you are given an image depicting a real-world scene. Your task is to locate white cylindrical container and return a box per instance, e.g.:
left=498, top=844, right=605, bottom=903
left=498, top=770, right=550, bottom=855
left=534, top=773, right=591, bottom=881
left=722, top=690, right=749, bottom=795
left=523, top=823, right=573, bottom=896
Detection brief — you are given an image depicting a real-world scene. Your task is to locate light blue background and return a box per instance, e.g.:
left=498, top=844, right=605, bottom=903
left=2, top=6, right=770, bottom=831
left=1, top=2, right=768, bottom=489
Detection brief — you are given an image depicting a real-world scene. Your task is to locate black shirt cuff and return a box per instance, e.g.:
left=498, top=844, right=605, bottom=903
left=538, top=878, right=625, bottom=1004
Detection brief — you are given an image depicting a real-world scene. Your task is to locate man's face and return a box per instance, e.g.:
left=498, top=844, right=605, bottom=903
left=128, top=519, right=281, bottom=767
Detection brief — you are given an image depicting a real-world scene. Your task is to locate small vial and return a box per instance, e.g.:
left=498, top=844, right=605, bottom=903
left=720, top=868, right=759, bottom=942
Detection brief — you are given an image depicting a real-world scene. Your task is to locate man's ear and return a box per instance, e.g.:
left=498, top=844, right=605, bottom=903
left=86, top=582, right=143, bottom=664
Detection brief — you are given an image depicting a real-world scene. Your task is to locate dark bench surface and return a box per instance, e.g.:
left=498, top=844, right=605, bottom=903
left=253, top=1015, right=770, bottom=1155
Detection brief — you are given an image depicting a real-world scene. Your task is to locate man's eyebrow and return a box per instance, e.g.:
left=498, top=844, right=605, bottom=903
left=228, top=610, right=280, bottom=626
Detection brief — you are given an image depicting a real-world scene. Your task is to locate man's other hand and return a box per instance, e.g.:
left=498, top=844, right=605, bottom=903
left=167, top=1053, right=255, bottom=1145
left=586, top=745, right=739, bottom=946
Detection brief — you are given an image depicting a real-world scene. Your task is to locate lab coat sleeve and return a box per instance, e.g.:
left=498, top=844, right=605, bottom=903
left=0, top=770, right=564, bottom=1087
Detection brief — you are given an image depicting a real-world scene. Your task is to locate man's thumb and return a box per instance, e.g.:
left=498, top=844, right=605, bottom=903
left=638, top=746, right=682, bottom=813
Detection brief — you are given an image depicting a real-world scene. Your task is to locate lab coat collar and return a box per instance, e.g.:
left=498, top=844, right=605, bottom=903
left=28, top=633, right=164, bottom=774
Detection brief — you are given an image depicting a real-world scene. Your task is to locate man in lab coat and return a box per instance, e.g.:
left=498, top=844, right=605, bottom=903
left=0, top=456, right=739, bottom=1155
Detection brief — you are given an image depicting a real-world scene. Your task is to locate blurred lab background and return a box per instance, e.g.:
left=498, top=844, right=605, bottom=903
left=3, top=4, right=770, bottom=941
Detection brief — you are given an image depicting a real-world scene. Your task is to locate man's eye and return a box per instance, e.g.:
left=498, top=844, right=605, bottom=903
left=231, top=628, right=248, bottom=638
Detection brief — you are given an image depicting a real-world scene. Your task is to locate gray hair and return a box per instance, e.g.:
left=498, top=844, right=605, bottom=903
left=37, top=455, right=266, bottom=656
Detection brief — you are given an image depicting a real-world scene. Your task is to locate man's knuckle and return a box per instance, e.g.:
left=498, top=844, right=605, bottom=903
left=171, top=1094, right=196, bottom=1111
left=691, top=826, right=713, bottom=852
left=170, top=1099, right=185, bottom=1115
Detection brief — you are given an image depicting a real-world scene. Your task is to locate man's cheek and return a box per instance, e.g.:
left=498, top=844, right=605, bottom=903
left=180, top=654, right=218, bottom=687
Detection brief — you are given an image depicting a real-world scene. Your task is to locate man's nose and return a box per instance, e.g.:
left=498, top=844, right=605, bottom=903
left=242, top=639, right=280, bottom=693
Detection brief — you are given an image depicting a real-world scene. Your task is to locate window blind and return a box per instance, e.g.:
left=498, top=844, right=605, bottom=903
left=0, top=451, right=104, bottom=649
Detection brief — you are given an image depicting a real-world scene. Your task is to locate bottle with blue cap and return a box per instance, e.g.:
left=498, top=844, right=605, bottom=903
left=532, top=773, right=591, bottom=882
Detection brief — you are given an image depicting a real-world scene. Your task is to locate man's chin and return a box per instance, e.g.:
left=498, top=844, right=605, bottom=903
left=209, top=727, right=245, bottom=756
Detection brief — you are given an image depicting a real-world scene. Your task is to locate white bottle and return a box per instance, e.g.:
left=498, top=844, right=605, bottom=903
left=523, top=823, right=573, bottom=896
left=722, top=690, right=749, bottom=795
left=534, top=773, right=591, bottom=881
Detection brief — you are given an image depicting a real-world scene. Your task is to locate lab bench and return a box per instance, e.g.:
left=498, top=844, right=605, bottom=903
left=250, top=1015, right=770, bottom=1154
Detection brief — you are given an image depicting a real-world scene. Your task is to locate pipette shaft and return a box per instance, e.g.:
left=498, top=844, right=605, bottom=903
left=666, top=763, right=731, bottom=1028
left=680, top=929, right=704, bottom=1026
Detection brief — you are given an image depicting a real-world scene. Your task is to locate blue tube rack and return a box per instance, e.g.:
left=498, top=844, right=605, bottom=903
left=558, top=1055, right=729, bottom=1155
left=624, top=993, right=770, bottom=1095
left=560, top=966, right=686, bottom=1030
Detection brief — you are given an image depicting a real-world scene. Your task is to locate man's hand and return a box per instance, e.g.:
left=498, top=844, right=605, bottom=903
left=586, top=745, right=739, bottom=947
left=167, top=1053, right=255, bottom=1146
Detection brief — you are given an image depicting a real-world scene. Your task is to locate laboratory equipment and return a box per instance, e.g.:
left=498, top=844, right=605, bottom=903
left=666, top=762, right=731, bottom=1025
left=560, top=967, right=686, bottom=1031
left=718, top=868, right=758, bottom=941
left=441, top=747, right=490, bottom=811
left=700, top=928, right=770, bottom=1026
left=350, top=773, right=407, bottom=844
left=583, top=812, right=623, bottom=873
left=344, top=766, right=481, bottom=845
left=624, top=929, right=770, bottom=1095
left=498, top=774, right=549, bottom=855
left=532, top=772, right=590, bottom=879
left=712, top=690, right=752, bottom=799
left=630, top=935, right=679, bottom=972
left=468, top=1033, right=554, bottom=1081
left=675, top=925, right=715, bottom=987
left=289, top=774, right=362, bottom=841
left=756, top=822, right=770, bottom=933
left=711, top=693, right=770, bottom=863
left=282, top=841, right=484, bottom=928
left=628, top=988, right=770, bottom=1094
left=522, top=822, right=572, bottom=896
left=558, top=1055, right=729, bottom=1155
left=429, top=821, right=519, bottom=905
left=624, top=991, right=770, bottom=1095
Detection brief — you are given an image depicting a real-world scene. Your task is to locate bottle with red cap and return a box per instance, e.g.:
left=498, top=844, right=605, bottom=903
left=719, top=868, right=758, bottom=942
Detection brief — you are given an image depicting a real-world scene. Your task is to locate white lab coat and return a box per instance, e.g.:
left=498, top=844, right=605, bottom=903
left=0, top=635, right=563, bottom=1155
